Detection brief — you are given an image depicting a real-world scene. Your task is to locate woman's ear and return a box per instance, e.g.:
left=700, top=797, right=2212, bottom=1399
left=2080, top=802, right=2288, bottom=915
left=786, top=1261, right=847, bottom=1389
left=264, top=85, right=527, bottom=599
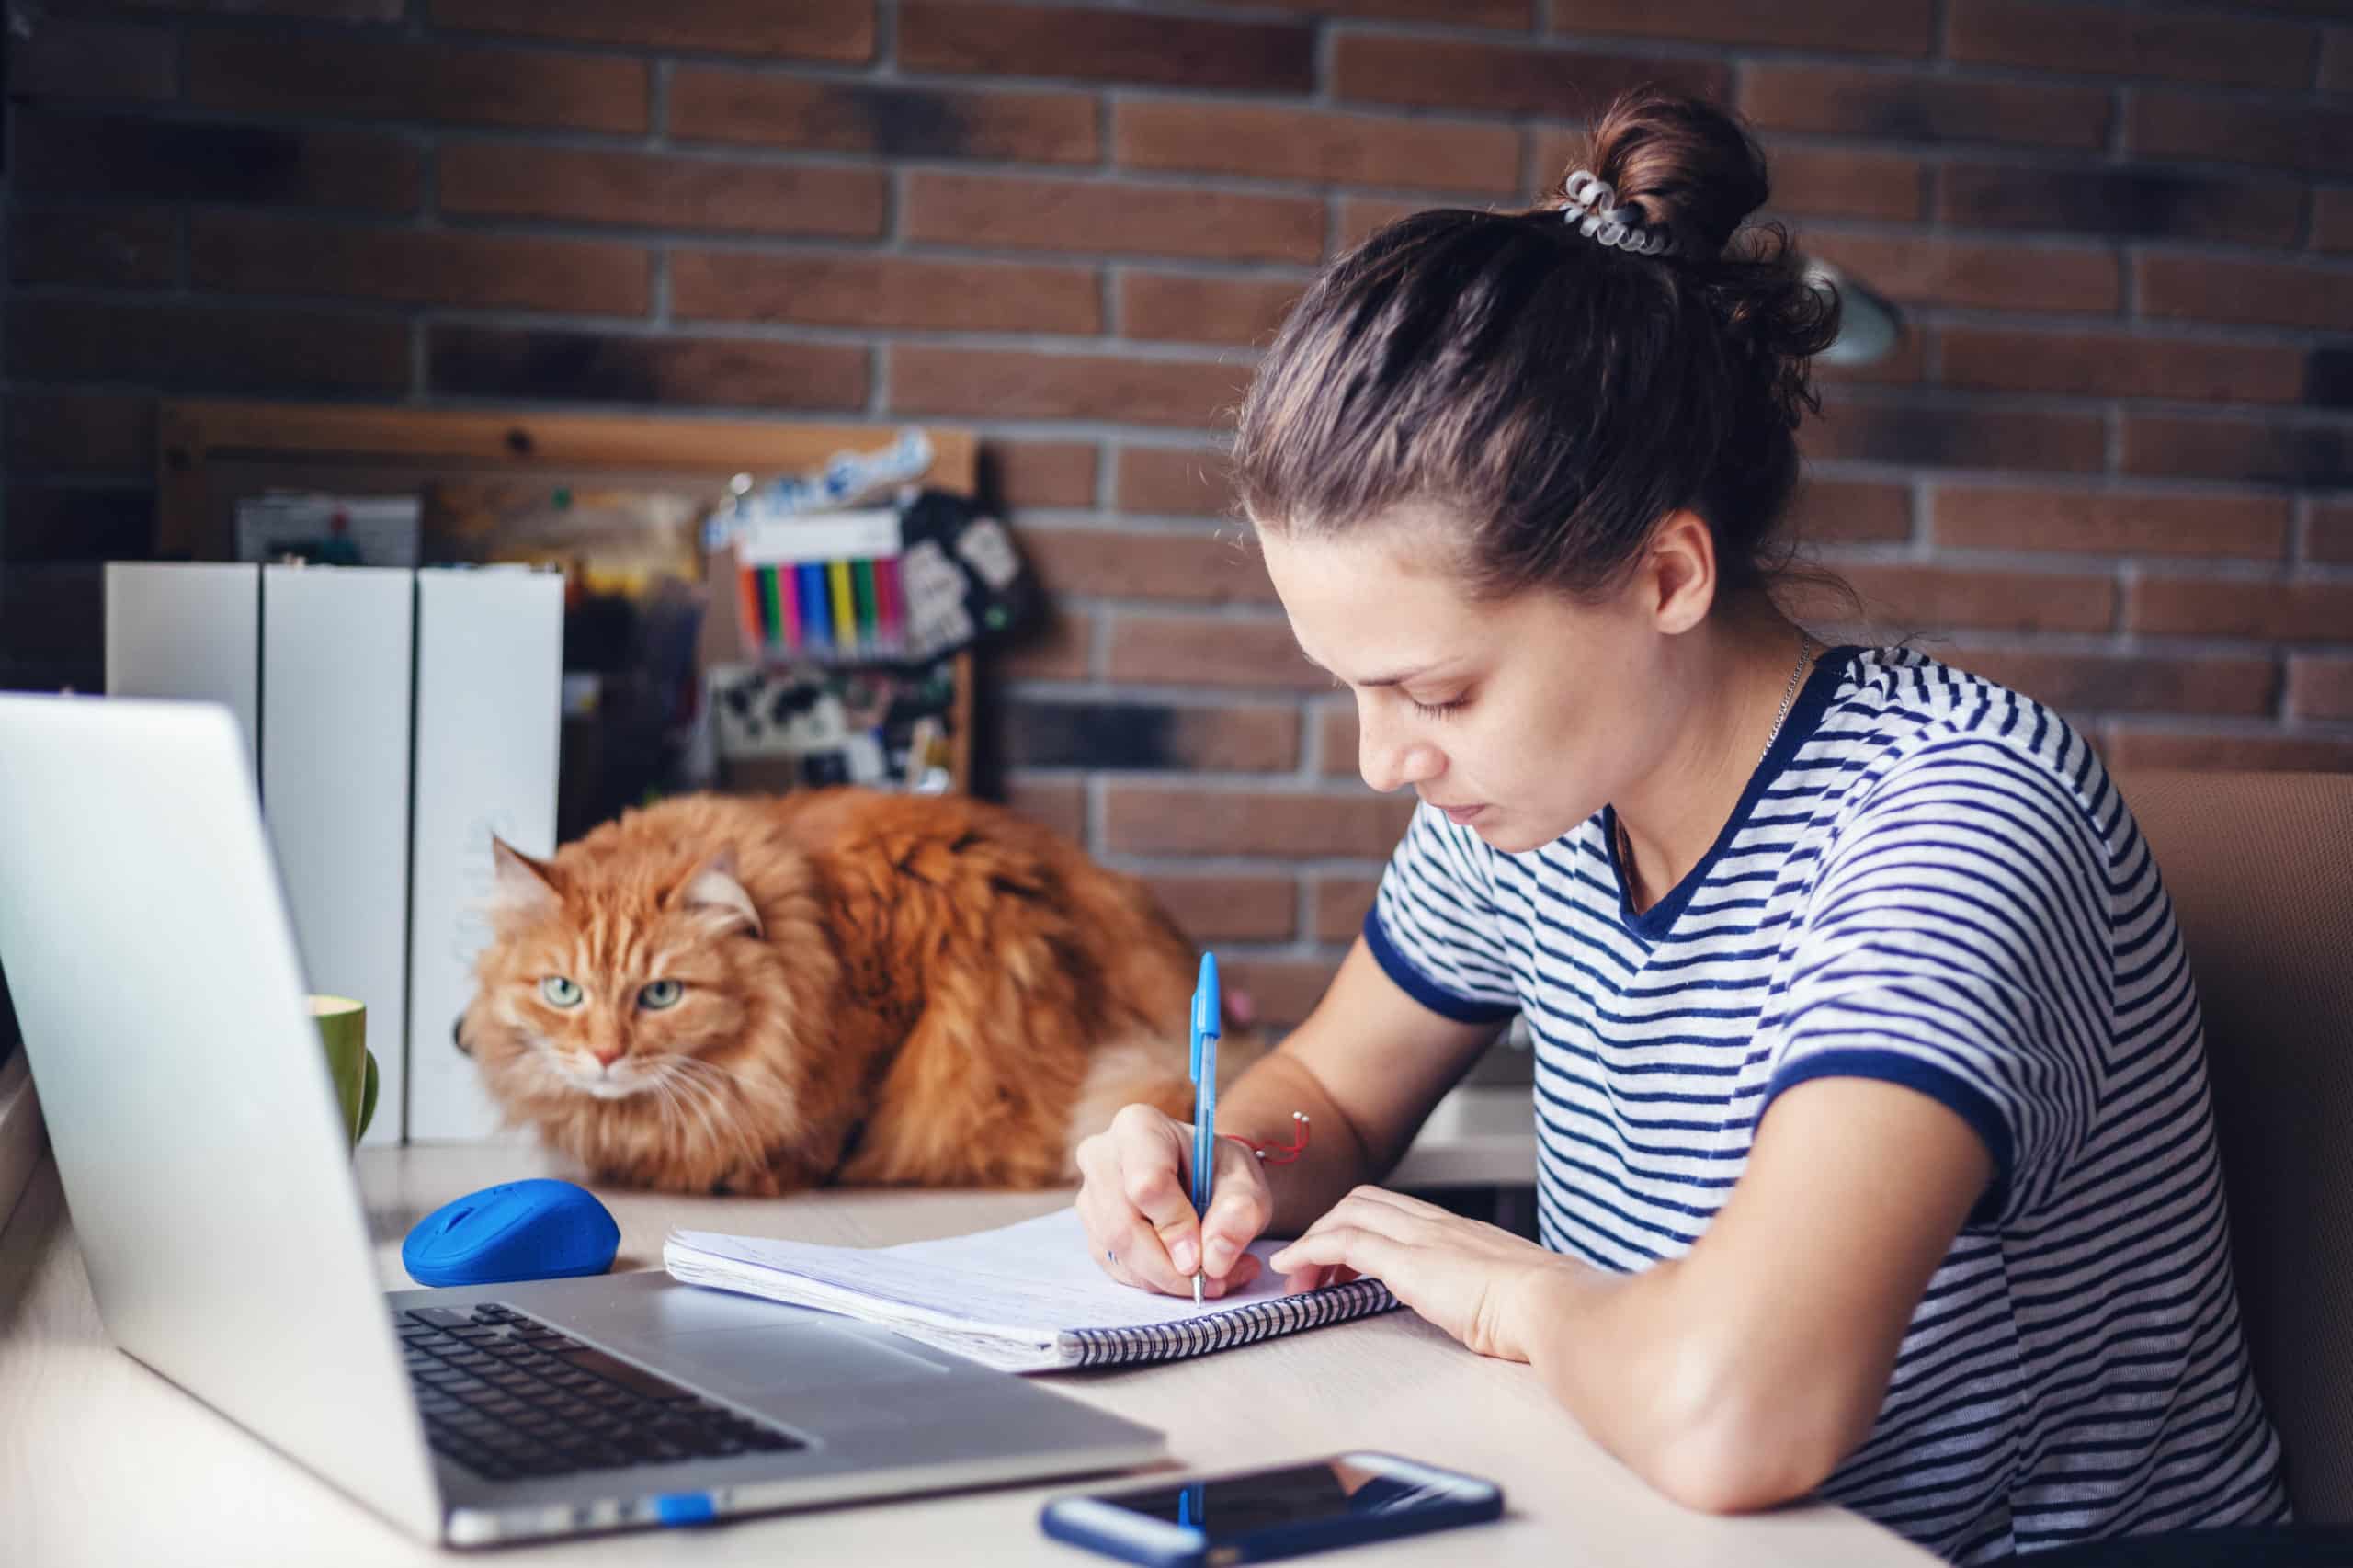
left=1644, top=509, right=1719, bottom=637
left=680, top=847, right=763, bottom=938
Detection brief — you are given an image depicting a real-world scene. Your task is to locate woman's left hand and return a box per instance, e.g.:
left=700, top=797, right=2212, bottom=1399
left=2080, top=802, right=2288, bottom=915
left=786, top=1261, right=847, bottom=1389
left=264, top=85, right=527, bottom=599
left=1267, top=1186, right=1580, bottom=1364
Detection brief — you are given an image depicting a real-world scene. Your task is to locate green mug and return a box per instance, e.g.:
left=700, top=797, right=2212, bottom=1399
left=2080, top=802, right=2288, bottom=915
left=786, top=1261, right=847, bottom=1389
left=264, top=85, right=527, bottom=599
left=311, top=994, right=379, bottom=1150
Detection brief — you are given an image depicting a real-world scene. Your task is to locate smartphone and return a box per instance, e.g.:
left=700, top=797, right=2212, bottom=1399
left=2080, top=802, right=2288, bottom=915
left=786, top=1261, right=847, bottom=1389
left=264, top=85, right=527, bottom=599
left=1039, top=1451, right=1504, bottom=1568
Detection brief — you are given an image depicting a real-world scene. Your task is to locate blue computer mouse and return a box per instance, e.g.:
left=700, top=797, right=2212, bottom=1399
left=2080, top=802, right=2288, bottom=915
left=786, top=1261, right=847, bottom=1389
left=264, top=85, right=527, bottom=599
left=401, top=1178, right=620, bottom=1288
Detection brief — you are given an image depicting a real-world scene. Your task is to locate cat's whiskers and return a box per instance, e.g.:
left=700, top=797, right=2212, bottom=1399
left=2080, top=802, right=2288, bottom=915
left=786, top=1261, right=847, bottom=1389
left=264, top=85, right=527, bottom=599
left=654, top=1057, right=767, bottom=1183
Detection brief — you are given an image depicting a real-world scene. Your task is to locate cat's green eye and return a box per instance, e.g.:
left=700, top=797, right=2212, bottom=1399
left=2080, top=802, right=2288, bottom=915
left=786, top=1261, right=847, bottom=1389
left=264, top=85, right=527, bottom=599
left=638, top=979, right=684, bottom=1010
left=540, top=976, right=584, bottom=1008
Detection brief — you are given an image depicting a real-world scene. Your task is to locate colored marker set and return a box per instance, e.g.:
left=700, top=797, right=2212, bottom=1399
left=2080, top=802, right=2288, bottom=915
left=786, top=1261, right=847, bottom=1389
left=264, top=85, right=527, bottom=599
left=733, top=510, right=906, bottom=664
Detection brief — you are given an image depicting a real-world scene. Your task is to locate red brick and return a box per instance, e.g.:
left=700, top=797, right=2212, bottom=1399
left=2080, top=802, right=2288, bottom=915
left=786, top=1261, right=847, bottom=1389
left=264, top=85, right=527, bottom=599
left=1936, top=164, right=2302, bottom=245
left=428, top=325, right=868, bottom=410
left=6, top=393, right=156, bottom=473
left=6, top=17, right=176, bottom=101
left=1003, top=776, right=1087, bottom=843
left=1117, top=101, right=1518, bottom=196
left=1118, top=448, right=1238, bottom=517
left=995, top=608, right=1093, bottom=680
left=1334, top=34, right=1726, bottom=118
left=1932, top=485, right=2290, bottom=561
left=673, top=251, right=1098, bottom=334
left=1217, top=959, right=1338, bottom=1029
left=1942, top=649, right=2277, bottom=716
left=2315, top=189, right=2353, bottom=254
left=2136, top=254, right=2353, bottom=332
left=2, top=483, right=153, bottom=563
left=668, top=69, right=1096, bottom=164
left=1787, top=479, right=1913, bottom=545
left=1108, top=616, right=1321, bottom=690
left=2120, top=416, right=2353, bottom=488
left=985, top=441, right=1098, bottom=510
left=2104, top=728, right=2353, bottom=772
left=439, top=144, right=886, bottom=238
left=9, top=206, right=177, bottom=288
left=2127, top=576, right=2353, bottom=641
left=188, top=31, right=646, bottom=131
left=1306, top=0, right=1529, bottom=21
left=16, top=111, right=418, bottom=212
left=1313, top=876, right=1381, bottom=942
left=888, top=346, right=1247, bottom=430
left=1804, top=402, right=2105, bottom=473
left=1022, top=527, right=1276, bottom=605
left=1318, top=703, right=1359, bottom=778
left=1145, top=875, right=1299, bottom=945
left=1119, top=273, right=1305, bottom=347
left=1334, top=197, right=1432, bottom=256
left=997, top=702, right=1289, bottom=778
left=1739, top=63, right=2110, bottom=150
left=1939, top=327, right=2303, bottom=404
left=1765, top=146, right=1927, bottom=223
left=1161, top=707, right=1299, bottom=773
left=1949, top=0, right=2317, bottom=90
left=1548, top=0, right=1929, bottom=55
left=899, top=1, right=1313, bottom=92
left=1104, top=784, right=1414, bottom=858
left=2289, top=656, right=2353, bottom=721
left=6, top=299, right=407, bottom=394
left=429, top=0, right=874, bottom=59
left=904, top=173, right=1324, bottom=264
left=2309, top=501, right=2353, bottom=564
left=2129, top=92, right=2353, bottom=176
left=191, top=212, right=648, bottom=314
left=1802, top=233, right=2119, bottom=314
left=1790, top=563, right=2115, bottom=635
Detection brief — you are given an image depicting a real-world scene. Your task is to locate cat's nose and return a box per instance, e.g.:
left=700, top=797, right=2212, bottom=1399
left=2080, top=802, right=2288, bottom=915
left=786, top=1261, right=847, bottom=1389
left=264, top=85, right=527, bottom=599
left=592, top=1045, right=625, bottom=1070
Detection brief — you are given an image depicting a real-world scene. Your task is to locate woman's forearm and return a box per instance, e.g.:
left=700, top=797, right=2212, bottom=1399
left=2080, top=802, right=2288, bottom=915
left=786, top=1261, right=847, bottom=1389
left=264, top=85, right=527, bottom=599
left=1215, top=1045, right=1378, bottom=1236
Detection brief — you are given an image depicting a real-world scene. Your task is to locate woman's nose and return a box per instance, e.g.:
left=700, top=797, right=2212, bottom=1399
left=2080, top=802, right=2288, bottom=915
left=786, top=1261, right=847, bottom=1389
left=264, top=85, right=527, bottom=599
left=1359, top=710, right=1441, bottom=794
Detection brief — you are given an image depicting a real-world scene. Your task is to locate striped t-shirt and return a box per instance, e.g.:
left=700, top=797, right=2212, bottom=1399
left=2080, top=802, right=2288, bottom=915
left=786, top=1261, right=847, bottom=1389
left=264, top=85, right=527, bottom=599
left=1366, top=642, right=2288, bottom=1562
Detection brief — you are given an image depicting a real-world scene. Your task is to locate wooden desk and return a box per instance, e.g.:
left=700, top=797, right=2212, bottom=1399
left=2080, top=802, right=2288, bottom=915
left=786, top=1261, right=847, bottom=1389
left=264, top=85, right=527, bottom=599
left=1, top=1145, right=1935, bottom=1567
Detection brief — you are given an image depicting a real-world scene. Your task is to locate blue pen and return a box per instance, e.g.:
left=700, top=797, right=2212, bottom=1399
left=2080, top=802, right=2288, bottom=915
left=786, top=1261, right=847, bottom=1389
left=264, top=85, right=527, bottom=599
left=1188, top=951, right=1220, bottom=1308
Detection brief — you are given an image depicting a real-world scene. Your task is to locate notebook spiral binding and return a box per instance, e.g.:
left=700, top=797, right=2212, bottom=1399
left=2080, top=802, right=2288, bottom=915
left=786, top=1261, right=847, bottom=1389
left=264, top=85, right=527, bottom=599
left=1063, top=1278, right=1402, bottom=1369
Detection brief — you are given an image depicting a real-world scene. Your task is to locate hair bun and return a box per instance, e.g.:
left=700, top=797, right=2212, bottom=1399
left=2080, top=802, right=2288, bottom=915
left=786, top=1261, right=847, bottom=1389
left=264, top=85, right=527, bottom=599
left=1565, top=87, right=1770, bottom=263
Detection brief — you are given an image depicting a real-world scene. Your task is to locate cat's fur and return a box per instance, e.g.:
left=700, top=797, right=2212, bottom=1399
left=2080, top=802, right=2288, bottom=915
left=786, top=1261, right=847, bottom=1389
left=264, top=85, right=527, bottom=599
left=455, top=789, right=1255, bottom=1195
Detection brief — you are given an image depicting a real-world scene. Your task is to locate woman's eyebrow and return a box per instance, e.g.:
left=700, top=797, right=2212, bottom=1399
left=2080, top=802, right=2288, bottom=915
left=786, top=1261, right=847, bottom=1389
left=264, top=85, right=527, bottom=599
left=1291, top=642, right=1428, bottom=687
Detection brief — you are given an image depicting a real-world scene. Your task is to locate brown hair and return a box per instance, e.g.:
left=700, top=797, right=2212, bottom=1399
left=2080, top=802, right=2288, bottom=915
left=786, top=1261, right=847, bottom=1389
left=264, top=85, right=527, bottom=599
left=1232, top=88, right=1847, bottom=610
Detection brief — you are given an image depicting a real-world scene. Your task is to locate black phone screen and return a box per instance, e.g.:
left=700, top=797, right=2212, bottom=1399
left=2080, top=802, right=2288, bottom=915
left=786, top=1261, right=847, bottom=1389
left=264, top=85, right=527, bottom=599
left=1089, top=1459, right=1464, bottom=1538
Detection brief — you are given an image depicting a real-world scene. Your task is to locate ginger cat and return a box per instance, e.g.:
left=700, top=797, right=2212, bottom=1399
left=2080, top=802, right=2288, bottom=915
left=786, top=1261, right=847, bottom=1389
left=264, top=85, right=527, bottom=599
left=455, top=789, right=1255, bottom=1195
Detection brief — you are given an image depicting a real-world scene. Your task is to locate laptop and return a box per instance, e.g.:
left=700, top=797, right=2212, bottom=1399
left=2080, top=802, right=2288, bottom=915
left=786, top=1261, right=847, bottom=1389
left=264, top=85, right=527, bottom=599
left=0, top=694, right=1164, bottom=1546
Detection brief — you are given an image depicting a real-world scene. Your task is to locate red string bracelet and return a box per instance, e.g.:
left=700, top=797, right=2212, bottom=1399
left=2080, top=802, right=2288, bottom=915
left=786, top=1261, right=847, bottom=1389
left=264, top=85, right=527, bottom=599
left=1219, top=1111, right=1312, bottom=1165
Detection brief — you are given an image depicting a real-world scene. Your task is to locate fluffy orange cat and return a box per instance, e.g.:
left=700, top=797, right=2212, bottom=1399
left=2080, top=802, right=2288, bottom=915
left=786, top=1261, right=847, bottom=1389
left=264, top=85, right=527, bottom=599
left=455, top=789, right=1256, bottom=1195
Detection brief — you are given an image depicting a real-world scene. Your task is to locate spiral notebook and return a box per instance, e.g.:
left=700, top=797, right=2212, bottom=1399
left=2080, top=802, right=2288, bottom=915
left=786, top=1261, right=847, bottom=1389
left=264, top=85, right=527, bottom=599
left=662, top=1207, right=1399, bottom=1373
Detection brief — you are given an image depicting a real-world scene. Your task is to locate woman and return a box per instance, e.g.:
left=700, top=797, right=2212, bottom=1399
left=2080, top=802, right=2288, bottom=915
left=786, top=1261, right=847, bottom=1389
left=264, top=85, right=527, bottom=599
left=1073, top=90, right=2288, bottom=1564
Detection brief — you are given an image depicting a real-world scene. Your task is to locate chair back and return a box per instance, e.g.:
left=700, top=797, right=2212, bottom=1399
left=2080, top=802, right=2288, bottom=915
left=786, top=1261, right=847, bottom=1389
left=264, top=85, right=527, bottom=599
left=2117, top=768, right=2353, bottom=1522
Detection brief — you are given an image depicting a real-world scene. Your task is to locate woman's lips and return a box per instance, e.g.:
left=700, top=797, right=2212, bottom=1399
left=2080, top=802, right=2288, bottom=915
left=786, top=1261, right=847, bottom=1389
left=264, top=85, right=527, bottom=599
left=1436, top=802, right=1487, bottom=825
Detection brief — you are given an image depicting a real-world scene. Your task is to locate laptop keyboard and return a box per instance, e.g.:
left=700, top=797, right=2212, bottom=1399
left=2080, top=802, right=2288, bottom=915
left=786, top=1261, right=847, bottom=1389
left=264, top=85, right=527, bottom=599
left=395, top=1302, right=807, bottom=1483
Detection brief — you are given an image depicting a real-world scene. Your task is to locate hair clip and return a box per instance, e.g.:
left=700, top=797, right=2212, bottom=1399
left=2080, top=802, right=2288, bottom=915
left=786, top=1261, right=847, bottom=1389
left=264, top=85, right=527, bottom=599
left=1559, top=168, right=1677, bottom=257
left=1220, top=1111, right=1312, bottom=1166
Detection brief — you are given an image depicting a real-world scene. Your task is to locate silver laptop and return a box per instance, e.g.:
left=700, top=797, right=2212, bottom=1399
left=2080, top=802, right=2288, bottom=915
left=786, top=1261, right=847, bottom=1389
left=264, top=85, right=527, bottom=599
left=0, top=694, right=1163, bottom=1546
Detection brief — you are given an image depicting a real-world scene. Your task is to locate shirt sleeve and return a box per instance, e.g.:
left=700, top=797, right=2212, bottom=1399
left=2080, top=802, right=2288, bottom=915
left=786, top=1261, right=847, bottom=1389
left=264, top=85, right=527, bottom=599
left=1362, top=801, right=1520, bottom=1025
left=1764, top=738, right=2117, bottom=1227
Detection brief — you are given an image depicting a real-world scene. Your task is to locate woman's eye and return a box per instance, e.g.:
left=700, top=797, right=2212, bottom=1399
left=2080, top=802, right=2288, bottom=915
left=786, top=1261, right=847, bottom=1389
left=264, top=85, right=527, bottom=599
left=1409, top=695, right=1467, bottom=720
left=638, top=979, right=684, bottom=1010
left=540, top=976, right=584, bottom=1008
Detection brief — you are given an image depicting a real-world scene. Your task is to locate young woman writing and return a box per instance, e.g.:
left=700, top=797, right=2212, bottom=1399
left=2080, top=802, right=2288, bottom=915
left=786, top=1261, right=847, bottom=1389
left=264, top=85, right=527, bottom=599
left=1072, top=90, right=2287, bottom=1564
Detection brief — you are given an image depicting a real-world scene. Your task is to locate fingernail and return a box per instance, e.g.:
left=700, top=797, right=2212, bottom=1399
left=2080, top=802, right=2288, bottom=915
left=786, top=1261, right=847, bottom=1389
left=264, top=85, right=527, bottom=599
left=1268, top=1249, right=1290, bottom=1271
left=1170, top=1239, right=1197, bottom=1273
left=1202, top=1243, right=1229, bottom=1277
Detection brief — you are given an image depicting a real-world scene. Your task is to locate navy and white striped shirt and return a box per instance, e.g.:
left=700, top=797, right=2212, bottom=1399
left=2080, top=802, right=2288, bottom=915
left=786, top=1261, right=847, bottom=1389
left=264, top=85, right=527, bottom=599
left=1366, top=642, right=2288, bottom=1562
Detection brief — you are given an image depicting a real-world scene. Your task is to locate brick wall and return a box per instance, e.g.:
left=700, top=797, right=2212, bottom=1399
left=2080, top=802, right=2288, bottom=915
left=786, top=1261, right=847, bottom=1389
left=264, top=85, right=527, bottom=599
left=6, top=0, right=2351, bottom=1024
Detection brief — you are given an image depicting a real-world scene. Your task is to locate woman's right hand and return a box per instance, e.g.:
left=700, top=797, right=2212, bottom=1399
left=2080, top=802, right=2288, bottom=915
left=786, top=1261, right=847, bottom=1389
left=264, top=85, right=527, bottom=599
left=1075, top=1103, right=1273, bottom=1299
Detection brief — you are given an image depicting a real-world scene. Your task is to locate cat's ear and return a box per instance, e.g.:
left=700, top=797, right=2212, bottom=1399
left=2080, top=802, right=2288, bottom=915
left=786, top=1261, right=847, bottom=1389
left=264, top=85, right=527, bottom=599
left=681, top=847, right=763, bottom=939
left=488, top=836, right=562, bottom=920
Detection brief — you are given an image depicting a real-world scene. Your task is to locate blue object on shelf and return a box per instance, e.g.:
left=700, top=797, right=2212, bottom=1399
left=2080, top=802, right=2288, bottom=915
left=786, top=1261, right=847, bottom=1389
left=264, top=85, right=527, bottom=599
left=401, top=1178, right=620, bottom=1288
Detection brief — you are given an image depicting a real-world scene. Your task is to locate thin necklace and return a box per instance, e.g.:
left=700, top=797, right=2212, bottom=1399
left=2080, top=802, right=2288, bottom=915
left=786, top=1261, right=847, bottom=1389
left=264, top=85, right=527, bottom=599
left=1618, top=629, right=1813, bottom=897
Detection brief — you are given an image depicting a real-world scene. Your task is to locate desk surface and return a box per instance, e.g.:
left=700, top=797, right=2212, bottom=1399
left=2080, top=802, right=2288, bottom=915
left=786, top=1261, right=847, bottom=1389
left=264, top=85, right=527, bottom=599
left=1, top=1143, right=1935, bottom=1568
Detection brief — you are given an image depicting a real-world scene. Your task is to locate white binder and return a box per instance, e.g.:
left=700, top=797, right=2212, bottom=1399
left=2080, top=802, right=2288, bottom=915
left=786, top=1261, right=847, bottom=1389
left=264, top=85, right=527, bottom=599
left=104, top=563, right=261, bottom=772
left=404, top=569, right=563, bottom=1142
left=260, top=565, right=415, bottom=1150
